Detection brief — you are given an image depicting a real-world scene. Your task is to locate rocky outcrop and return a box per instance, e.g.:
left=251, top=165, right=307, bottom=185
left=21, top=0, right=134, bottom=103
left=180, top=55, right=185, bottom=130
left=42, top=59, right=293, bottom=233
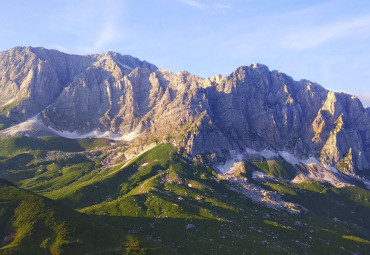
left=0, top=47, right=93, bottom=123
left=1, top=47, right=370, bottom=175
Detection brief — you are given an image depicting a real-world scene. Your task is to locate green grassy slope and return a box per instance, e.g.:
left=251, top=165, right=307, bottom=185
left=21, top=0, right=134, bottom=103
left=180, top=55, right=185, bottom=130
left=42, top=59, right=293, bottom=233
left=248, top=159, right=297, bottom=180
left=0, top=136, right=111, bottom=157
left=0, top=179, right=171, bottom=255
left=36, top=143, right=370, bottom=254
left=0, top=178, right=121, bottom=255
left=1, top=139, right=370, bottom=254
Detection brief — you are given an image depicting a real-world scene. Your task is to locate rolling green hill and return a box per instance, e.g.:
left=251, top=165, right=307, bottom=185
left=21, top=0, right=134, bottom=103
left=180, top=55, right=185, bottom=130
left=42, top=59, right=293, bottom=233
left=0, top=178, right=171, bottom=255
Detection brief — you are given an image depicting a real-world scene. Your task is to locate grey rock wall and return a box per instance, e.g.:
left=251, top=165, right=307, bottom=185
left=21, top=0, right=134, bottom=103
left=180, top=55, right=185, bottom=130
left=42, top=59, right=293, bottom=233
left=1, top=47, right=369, bottom=174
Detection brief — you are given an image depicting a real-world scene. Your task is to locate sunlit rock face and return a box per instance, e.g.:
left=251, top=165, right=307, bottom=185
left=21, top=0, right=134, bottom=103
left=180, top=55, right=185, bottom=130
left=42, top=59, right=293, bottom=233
left=1, top=47, right=370, bottom=174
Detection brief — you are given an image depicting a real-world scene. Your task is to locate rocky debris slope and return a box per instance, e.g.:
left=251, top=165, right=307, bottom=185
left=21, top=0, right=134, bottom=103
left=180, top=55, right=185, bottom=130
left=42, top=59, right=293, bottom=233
left=219, top=171, right=302, bottom=214
left=1, top=47, right=370, bottom=176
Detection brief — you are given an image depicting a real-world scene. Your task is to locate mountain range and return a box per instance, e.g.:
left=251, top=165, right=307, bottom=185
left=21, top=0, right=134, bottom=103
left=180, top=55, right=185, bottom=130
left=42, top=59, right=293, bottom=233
left=1, top=47, right=370, bottom=254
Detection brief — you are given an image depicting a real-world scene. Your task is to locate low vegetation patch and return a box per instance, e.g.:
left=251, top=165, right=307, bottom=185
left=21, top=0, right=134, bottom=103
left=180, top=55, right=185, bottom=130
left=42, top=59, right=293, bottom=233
left=342, top=235, right=370, bottom=244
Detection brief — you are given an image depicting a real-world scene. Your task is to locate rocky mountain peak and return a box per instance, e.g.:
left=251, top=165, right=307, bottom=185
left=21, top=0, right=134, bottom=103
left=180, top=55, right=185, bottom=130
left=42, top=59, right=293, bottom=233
left=1, top=47, right=370, bottom=178
left=93, top=51, right=157, bottom=72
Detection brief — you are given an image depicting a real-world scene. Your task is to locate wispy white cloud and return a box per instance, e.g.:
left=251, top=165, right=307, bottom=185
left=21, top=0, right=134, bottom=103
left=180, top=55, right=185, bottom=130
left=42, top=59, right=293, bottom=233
left=88, top=16, right=124, bottom=53
left=214, top=2, right=231, bottom=13
left=179, top=0, right=204, bottom=9
left=51, top=45, right=69, bottom=53
left=215, top=3, right=231, bottom=10
left=278, top=0, right=341, bottom=19
left=178, top=1, right=232, bottom=12
left=43, top=0, right=126, bottom=54
left=79, top=0, right=126, bottom=53
left=281, top=15, right=370, bottom=50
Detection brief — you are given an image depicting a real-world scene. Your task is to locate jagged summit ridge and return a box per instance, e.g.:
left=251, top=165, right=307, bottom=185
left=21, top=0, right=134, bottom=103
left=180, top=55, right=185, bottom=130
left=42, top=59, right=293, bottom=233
left=0, top=46, right=157, bottom=118
left=0, top=47, right=370, bottom=176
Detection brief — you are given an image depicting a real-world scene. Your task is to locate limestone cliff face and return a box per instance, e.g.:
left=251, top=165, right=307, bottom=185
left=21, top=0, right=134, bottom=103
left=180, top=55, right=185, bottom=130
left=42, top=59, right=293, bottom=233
left=0, top=47, right=156, bottom=124
left=1, top=47, right=370, bottom=174
left=0, top=47, right=94, bottom=122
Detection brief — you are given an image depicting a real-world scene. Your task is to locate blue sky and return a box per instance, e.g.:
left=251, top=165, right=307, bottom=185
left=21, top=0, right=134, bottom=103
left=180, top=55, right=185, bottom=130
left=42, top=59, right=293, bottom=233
left=1, top=0, right=370, bottom=106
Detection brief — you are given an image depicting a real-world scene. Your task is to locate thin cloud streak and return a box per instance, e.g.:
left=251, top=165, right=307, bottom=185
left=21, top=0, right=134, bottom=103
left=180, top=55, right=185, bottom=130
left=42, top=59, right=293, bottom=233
left=51, top=45, right=69, bottom=53
left=277, top=0, right=341, bottom=19
left=215, top=3, right=231, bottom=10
left=82, top=0, right=126, bottom=53
left=179, top=0, right=204, bottom=9
left=88, top=17, right=124, bottom=53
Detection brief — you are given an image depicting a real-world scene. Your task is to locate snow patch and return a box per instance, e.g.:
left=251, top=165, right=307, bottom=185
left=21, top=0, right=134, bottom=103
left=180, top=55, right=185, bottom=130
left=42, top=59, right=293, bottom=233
left=252, top=171, right=270, bottom=180
left=245, top=147, right=278, bottom=158
left=217, top=148, right=304, bottom=174
left=212, top=147, right=355, bottom=188
left=47, top=127, right=91, bottom=139
left=364, top=180, right=370, bottom=189
left=245, top=147, right=259, bottom=155
left=279, top=151, right=300, bottom=166
left=215, top=150, right=245, bottom=173
left=212, top=176, right=220, bottom=183
left=215, top=158, right=239, bottom=173
left=216, top=148, right=305, bottom=174
left=121, top=131, right=139, bottom=141
left=48, top=126, right=139, bottom=141
left=116, top=61, right=133, bottom=70
left=1, top=113, right=139, bottom=142
left=302, top=157, right=321, bottom=165
left=1, top=115, right=41, bottom=136
left=329, top=167, right=339, bottom=173
left=93, top=57, right=106, bottom=66
left=245, top=147, right=322, bottom=168
left=260, top=149, right=278, bottom=159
